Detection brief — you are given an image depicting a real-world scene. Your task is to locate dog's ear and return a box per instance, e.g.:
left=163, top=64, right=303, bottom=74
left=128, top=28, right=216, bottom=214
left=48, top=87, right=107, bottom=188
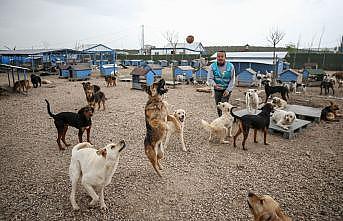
left=96, top=148, right=107, bottom=158
left=258, top=212, right=276, bottom=221
left=329, top=101, right=334, bottom=106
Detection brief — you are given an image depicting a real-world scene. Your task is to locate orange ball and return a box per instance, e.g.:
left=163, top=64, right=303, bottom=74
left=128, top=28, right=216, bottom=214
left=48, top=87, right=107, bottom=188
left=186, top=35, right=194, bottom=44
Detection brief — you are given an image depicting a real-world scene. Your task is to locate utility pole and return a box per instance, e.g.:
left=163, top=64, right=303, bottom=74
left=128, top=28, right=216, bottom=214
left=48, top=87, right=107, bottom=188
left=141, top=25, right=144, bottom=55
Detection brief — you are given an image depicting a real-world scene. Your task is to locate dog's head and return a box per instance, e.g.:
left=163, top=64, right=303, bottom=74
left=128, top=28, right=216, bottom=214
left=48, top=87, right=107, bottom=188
left=329, top=101, right=339, bottom=112
left=261, top=80, right=270, bottom=86
left=284, top=111, right=296, bottom=124
left=173, top=109, right=186, bottom=123
left=96, top=140, right=126, bottom=159
left=82, top=82, right=92, bottom=91
left=144, top=79, right=168, bottom=97
left=217, top=102, right=234, bottom=113
left=78, top=106, right=94, bottom=118
left=259, top=103, right=274, bottom=113
left=245, top=89, right=258, bottom=98
left=247, top=192, right=288, bottom=221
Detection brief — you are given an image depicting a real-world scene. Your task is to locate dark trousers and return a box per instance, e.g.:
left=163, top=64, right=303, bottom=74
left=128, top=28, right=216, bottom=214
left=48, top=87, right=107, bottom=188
left=214, top=89, right=231, bottom=117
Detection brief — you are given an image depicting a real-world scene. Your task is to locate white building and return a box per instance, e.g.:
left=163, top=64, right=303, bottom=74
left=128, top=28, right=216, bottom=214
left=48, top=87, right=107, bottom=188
left=150, top=42, right=205, bottom=55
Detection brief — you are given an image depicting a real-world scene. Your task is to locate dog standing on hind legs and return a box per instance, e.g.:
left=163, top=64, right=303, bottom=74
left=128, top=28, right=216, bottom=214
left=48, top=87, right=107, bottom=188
left=143, top=79, right=169, bottom=177
left=45, top=99, right=94, bottom=150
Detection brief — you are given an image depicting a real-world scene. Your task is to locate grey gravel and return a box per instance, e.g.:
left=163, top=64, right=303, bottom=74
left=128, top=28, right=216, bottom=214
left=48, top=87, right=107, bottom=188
left=0, top=74, right=342, bottom=221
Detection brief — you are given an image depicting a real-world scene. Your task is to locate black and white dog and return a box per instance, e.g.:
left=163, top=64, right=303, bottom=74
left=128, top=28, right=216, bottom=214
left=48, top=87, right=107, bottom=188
left=262, top=80, right=289, bottom=102
left=30, top=74, right=41, bottom=88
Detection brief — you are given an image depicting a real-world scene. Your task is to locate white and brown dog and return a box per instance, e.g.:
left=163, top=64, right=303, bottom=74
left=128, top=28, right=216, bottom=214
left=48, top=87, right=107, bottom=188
left=245, top=89, right=263, bottom=113
left=165, top=109, right=187, bottom=151
left=69, top=140, right=126, bottom=210
left=201, top=102, right=235, bottom=144
left=272, top=109, right=296, bottom=130
left=271, top=97, right=287, bottom=110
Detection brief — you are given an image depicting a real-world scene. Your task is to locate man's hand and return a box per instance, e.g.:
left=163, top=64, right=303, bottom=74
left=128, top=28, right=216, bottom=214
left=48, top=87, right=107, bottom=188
left=223, top=90, right=231, bottom=97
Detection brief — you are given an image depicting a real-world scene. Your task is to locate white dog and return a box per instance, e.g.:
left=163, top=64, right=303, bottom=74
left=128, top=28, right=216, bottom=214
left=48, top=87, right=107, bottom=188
left=271, top=97, right=287, bottom=110
left=69, top=140, right=126, bottom=210
left=165, top=109, right=187, bottom=151
left=272, top=109, right=296, bottom=130
left=245, top=89, right=262, bottom=113
left=201, top=102, right=234, bottom=144
left=256, top=72, right=263, bottom=89
left=206, top=81, right=215, bottom=97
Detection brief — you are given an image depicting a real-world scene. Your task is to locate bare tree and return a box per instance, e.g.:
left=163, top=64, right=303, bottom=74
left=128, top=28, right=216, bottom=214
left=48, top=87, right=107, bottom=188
left=267, top=28, right=285, bottom=85
left=163, top=31, right=179, bottom=86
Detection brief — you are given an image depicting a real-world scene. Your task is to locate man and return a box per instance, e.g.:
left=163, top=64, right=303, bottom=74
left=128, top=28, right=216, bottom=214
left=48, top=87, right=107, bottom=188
left=208, top=51, right=236, bottom=116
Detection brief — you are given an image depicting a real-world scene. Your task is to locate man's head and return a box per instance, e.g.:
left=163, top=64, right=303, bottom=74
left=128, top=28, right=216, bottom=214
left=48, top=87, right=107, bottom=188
left=216, top=51, right=226, bottom=66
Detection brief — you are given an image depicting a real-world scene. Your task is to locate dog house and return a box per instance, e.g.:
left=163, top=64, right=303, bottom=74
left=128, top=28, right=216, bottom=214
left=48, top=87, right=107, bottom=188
left=174, top=66, right=194, bottom=79
left=302, top=69, right=326, bottom=81
left=130, top=67, right=154, bottom=90
left=158, top=60, right=168, bottom=67
left=143, top=64, right=163, bottom=77
left=180, top=60, right=189, bottom=66
left=278, top=69, right=301, bottom=83
left=67, top=63, right=91, bottom=80
left=237, top=68, right=256, bottom=86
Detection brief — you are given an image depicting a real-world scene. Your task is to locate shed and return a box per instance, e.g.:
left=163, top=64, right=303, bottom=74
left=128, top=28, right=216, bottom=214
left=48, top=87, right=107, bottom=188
left=278, top=69, right=301, bottom=83
left=67, top=63, right=91, bottom=80
left=174, top=66, right=194, bottom=79
left=302, top=69, right=326, bottom=81
left=237, top=68, right=257, bottom=86
left=130, top=67, right=153, bottom=90
left=195, top=68, right=208, bottom=82
left=158, top=60, right=169, bottom=67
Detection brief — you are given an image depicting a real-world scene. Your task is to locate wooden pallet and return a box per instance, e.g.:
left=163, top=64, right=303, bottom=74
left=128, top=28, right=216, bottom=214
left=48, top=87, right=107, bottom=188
left=233, top=108, right=312, bottom=139
left=284, top=104, right=321, bottom=123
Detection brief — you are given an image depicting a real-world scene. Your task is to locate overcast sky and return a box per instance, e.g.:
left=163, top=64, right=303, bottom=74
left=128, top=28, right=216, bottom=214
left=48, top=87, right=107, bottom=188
left=0, top=0, right=342, bottom=50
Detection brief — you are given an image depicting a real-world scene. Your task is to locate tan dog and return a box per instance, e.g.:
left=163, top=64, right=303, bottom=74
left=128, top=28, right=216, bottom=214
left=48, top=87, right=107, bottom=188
left=272, top=110, right=296, bottom=130
left=271, top=97, right=287, bottom=110
left=247, top=192, right=292, bottom=221
left=69, top=141, right=126, bottom=210
left=164, top=109, right=187, bottom=151
left=143, top=79, right=169, bottom=177
left=13, top=80, right=30, bottom=93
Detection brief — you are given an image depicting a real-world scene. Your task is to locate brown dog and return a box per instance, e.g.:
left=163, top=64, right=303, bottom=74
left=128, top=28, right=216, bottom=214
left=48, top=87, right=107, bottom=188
left=105, top=75, right=117, bottom=87
left=321, top=101, right=340, bottom=122
left=247, top=192, right=292, bottom=221
left=143, top=79, right=168, bottom=177
left=13, top=80, right=30, bottom=93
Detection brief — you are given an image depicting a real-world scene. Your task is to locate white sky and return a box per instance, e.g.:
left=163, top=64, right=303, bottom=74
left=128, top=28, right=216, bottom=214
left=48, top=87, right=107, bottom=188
left=0, top=0, right=342, bottom=50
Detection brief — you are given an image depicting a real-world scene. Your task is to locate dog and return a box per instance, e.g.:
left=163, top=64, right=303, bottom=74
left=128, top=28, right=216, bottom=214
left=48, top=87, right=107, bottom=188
left=247, top=192, right=292, bottom=221
left=245, top=89, right=262, bottom=113
left=262, top=80, right=289, bottom=102
left=201, top=102, right=235, bottom=144
left=13, top=80, right=30, bottom=93
left=289, top=80, right=306, bottom=94
left=85, top=89, right=107, bottom=110
left=45, top=99, right=94, bottom=150
left=271, top=97, right=287, bottom=110
left=256, top=72, right=263, bottom=89
left=30, top=74, right=41, bottom=88
left=272, top=109, right=296, bottom=130
left=320, top=76, right=335, bottom=95
left=105, top=75, right=117, bottom=87
left=165, top=109, right=187, bottom=151
left=321, top=101, right=340, bottom=122
left=82, top=82, right=101, bottom=93
left=333, top=72, right=343, bottom=88
left=143, top=79, right=169, bottom=177
left=69, top=140, right=126, bottom=210
left=206, top=81, right=215, bottom=97
left=230, top=103, right=274, bottom=150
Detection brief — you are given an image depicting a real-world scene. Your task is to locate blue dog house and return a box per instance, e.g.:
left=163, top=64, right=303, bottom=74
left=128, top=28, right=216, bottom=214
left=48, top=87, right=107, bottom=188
left=158, top=60, right=168, bottom=67
left=174, top=66, right=194, bottom=79
left=130, top=67, right=155, bottom=90
left=278, top=69, right=301, bottom=83
left=68, top=63, right=91, bottom=80
left=143, top=64, right=163, bottom=77
left=100, top=64, right=118, bottom=76
left=195, top=68, right=208, bottom=82
left=237, top=68, right=257, bottom=86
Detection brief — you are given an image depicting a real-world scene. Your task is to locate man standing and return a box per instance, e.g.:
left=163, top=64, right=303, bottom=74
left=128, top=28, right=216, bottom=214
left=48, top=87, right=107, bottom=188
left=207, top=51, right=236, bottom=116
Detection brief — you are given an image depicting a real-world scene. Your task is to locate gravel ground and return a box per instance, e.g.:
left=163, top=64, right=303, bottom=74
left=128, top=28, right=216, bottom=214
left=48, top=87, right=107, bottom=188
left=0, top=72, right=342, bottom=220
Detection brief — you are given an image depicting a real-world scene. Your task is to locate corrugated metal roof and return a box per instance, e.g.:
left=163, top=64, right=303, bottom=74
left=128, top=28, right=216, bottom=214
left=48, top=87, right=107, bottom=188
left=280, top=69, right=301, bottom=76
left=165, top=42, right=204, bottom=52
left=211, top=51, right=288, bottom=59
left=0, top=48, right=75, bottom=55
left=210, top=58, right=275, bottom=65
left=130, top=67, right=148, bottom=76
left=176, top=66, right=194, bottom=70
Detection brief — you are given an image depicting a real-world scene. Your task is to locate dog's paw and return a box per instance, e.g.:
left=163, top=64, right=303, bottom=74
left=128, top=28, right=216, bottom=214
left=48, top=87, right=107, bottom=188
left=221, top=140, right=230, bottom=144
left=89, top=197, right=99, bottom=206
left=72, top=205, right=80, bottom=211
left=100, top=204, right=108, bottom=210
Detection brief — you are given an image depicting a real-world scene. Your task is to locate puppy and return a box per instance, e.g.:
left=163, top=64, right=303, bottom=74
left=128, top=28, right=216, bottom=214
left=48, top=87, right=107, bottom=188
left=105, top=75, right=117, bottom=87
left=201, top=102, right=235, bottom=144
left=272, top=110, right=296, bottom=130
left=230, top=103, right=274, bottom=150
left=245, top=89, right=262, bottom=113
left=165, top=109, right=187, bottom=151
left=30, top=74, right=41, bottom=88
left=271, top=97, right=287, bottom=110
left=144, top=79, right=169, bottom=177
left=69, top=140, right=126, bottom=210
left=45, top=99, right=94, bottom=150
left=321, top=101, right=340, bottom=122
left=262, top=80, right=289, bottom=102
left=85, top=89, right=107, bottom=110
left=247, top=192, right=292, bottom=221
left=13, top=80, right=30, bottom=93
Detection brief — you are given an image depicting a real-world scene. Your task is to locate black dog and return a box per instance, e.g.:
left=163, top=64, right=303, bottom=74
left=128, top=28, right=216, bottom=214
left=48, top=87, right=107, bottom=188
left=230, top=103, right=274, bottom=150
left=30, top=74, right=41, bottom=88
left=320, top=79, right=335, bottom=95
left=45, top=99, right=94, bottom=150
left=262, top=80, right=289, bottom=102
left=82, top=82, right=100, bottom=93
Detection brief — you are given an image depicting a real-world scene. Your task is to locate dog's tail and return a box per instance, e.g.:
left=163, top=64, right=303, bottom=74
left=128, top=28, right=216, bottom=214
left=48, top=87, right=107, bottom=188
left=45, top=99, right=55, bottom=118
left=72, top=142, right=93, bottom=156
left=230, top=106, right=240, bottom=121
left=201, top=119, right=213, bottom=131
